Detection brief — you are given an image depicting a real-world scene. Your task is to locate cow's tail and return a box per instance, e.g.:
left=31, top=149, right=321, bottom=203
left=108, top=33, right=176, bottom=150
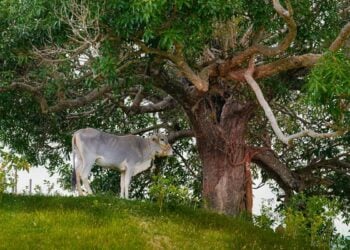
left=71, top=134, right=77, bottom=192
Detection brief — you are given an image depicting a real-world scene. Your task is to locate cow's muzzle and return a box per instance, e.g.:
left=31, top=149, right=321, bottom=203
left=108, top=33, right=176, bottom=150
left=159, top=144, right=173, bottom=156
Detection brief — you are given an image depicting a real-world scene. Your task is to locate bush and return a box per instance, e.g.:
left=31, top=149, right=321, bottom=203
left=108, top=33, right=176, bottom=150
left=254, top=199, right=277, bottom=231
left=149, top=175, right=198, bottom=211
left=254, top=194, right=349, bottom=249
left=283, top=194, right=341, bottom=248
left=0, top=168, right=6, bottom=195
left=0, top=149, right=30, bottom=196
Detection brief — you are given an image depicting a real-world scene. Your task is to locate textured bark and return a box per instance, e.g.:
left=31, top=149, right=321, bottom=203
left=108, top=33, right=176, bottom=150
left=252, top=150, right=302, bottom=197
left=197, top=131, right=246, bottom=215
left=186, top=99, right=254, bottom=215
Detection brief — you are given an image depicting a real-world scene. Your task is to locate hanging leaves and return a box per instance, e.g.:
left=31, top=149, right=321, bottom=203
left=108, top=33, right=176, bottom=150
left=306, top=51, right=350, bottom=125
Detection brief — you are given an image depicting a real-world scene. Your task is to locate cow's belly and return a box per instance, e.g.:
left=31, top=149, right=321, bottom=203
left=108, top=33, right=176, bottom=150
left=96, top=156, right=122, bottom=170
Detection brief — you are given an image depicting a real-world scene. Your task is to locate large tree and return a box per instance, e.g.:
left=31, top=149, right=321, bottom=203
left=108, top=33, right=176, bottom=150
left=1, top=0, right=350, bottom=215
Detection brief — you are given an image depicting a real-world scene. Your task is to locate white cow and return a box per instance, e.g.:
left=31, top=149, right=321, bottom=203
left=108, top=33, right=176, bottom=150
left=71, top=128, right=172, bottom=198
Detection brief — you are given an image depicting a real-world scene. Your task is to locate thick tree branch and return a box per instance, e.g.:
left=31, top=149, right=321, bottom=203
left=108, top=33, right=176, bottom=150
left=244, top=57, right=343, bottom=145
left=131, top=86, right=144, bottom=109
left=124, top=95, right=177, bottom=115
left=329, top=22, right=350, bottom=52
left=150, top=67, right=200, bottom=109
left=0, top=81, right=41, bottom=93
left=254, top=54, right=321, bottom=80
left=135, top=40, right=209, bottom=92
left=175, top=58, right=209, bottom=92
left=297, top=155, right=350, bottom=176
left=168, top=129, right=194, bottom=144
left=225, top=54, right=322, bottom=82
left=252, top=149, right=301, bottom=194
left=256, top=0, right=297, bottom=56
left=225, top=20, right=350, bottom=81
left=219, top=0, right=297, bottom=75
left=48, top=84, right=112, bottom=113
left=0, top=82, right=49, bottom=112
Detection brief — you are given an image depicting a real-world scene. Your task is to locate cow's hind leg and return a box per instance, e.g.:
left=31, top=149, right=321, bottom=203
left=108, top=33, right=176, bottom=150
left=74, top=157, right=84, bottom=196
left=81, top=158, right=94, bottom=195
left=76, top=169, right=84, bottom=196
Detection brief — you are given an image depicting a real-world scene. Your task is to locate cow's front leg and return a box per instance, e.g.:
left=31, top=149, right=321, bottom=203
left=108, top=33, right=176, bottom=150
left=124, top=170, right=132, bottom=199
left=119, top=160, right=128, bottom=199
left=120, top=172, right=125, bottom=198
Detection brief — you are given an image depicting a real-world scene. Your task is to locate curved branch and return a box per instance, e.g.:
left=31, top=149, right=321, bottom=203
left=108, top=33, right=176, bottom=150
left=135, top=40, right=209, bottom=92
left=224, top=53, right=321, bottom=82
left=244, top=58, right=344, bottom=145
left=0, top=81, right=49, bottom=112
left=219, top=0, right=297, bottom=74
left=221, top=12, right=350, bottom=82
left=297, top=156, right=350, bottom=176
left=131, top=86, right=144, bottom=108
left=254, top=54, right=321, bottom=79
left=329, top=22, right=350, bottom=52
left=252, top=149, right=301, bottom=194
left=255, top=0, right=297, bottom=56
left=48, top=84, right=112, bottom=113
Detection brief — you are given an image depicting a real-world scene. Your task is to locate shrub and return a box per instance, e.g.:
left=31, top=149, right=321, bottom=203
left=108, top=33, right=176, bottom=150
left=149, top=175, right=198, bottom=211
left=283, top=194, right=341, bottom=248
left=254, top=199, right=277, bottom=231
left=254, top=194, right=349, bottom=248
left=0, top=149, right=30, bottom=197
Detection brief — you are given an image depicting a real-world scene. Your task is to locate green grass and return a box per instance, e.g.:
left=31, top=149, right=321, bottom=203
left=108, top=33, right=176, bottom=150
left=0, top=194, right=314, bottom=250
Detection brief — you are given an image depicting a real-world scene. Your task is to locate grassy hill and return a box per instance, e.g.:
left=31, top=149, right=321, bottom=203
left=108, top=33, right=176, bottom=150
left=0, top=194, right=313, bottom=249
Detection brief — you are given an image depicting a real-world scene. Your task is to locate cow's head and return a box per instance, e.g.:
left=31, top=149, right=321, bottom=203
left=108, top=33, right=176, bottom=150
left=150, top=134, right=173, bottom=157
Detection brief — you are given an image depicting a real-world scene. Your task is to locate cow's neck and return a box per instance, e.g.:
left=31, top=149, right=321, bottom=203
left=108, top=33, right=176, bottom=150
left=144, top=139, right=156, bottom=161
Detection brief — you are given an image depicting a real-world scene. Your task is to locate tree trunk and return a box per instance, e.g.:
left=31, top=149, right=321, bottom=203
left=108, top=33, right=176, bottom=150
left=197, top=135, right=247, bottom=215
left=188, top=98, right=254, bottom=215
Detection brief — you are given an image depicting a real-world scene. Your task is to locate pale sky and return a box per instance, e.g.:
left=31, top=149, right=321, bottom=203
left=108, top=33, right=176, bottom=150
left=15, top=166, right=349, bottom=236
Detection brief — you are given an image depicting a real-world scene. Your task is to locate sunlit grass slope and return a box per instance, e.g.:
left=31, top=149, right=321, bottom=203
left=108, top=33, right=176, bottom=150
left=0, top=194, right=312, bottom=250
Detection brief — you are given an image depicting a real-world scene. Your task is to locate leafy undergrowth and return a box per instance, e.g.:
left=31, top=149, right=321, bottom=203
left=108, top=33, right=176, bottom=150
left=0, top=194, right=314, bottom=250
